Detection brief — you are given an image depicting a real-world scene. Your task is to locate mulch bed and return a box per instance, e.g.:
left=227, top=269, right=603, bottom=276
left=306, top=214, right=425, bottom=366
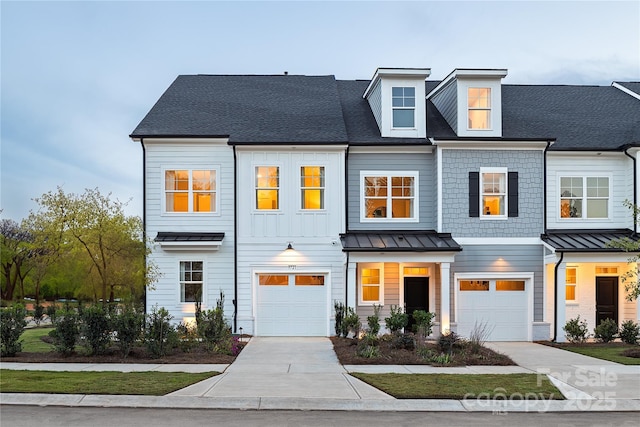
left=2, top=343, right=246, bottom=365
left=330, top=336, right=515, bottom=366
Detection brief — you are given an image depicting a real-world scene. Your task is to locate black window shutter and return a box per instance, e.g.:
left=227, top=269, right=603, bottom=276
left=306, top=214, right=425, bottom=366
left=469, top=172, right=479, bottom=217
left=508, top=171, right=519, bottom=217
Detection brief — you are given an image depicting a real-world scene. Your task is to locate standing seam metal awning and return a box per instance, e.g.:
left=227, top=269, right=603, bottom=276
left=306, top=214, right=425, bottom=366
left=154, top=232, right=225, bottom=251
left=340, top=231, right=461, bottom=252
left=541, top=229, right=639, bottom=252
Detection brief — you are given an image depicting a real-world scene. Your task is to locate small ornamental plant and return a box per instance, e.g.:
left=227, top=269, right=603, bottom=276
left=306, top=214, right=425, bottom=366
left=563, top=316, right=589, bottom=343
left=593, top=318, right=618, bottom=343
left=0, top=304, right=28, bottom=357
left=619, top=320, right=640, bottom=345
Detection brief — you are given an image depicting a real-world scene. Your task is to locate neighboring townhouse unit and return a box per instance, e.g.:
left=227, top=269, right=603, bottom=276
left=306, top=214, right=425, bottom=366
left=131, top=68, right=640, bottom=341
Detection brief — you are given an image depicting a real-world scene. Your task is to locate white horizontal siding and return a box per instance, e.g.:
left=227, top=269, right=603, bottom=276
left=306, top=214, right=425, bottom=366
left=546, top=153, right=634, bottom=229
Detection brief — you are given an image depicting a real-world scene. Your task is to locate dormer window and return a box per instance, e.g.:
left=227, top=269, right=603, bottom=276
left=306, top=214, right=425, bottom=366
left=468, top=88, right=491, bottom=129
left=392, top=87, right=415, bottom=128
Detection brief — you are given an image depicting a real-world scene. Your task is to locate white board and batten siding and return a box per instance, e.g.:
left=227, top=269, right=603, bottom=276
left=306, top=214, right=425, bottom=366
left=546, top=153, right=634, bottom=230
left=235, top=148, right=346, bottom=336
left=144, top=139, right=235, bottom=323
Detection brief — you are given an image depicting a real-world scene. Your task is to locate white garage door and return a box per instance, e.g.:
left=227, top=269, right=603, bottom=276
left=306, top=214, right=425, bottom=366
left=456, top=278, right=530, bottom=341
left=256, top=273, right=328, bottom=336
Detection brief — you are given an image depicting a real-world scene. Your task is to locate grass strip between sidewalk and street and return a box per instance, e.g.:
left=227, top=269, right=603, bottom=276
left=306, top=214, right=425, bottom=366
left=350, top=373, right=564, bottom=400
left=555, top=345, right=640, bottom=365
left=0, top=370, right=218, bottom=395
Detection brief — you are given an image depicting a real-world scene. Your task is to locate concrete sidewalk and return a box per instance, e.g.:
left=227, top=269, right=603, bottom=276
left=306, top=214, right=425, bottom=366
left=2, top=339, right=640, bottom=412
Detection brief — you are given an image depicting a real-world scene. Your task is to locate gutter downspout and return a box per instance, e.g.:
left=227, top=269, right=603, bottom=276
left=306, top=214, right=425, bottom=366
left=624, top=147, right=637, bottom=233
left=552, top=250, right=564, bottom=342
left=543, top=140, right=552, bottom=232
left=233, top=145, right=238, bottom=333
left=344, top=145, right=350, bottom=305
left=140, top=138, right=147, bottom=316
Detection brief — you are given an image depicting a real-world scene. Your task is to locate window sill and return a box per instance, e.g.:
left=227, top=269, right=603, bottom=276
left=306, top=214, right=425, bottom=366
left=479, top=216, right=508, bottom=220
left=565, top=302, right=579, bottom=306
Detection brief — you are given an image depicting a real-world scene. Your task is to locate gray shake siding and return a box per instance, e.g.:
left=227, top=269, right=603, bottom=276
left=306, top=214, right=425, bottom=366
left=450, top=244, right=544, bottom=322
left=348, top=152, right=436, bottom=230
left=441, top=149, right=544, bottom=237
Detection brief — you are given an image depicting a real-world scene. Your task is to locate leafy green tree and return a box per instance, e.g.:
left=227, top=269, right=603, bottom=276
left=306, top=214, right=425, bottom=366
left=608, top=200, right=640, bottom=301
left=1, top=219, right=36, bottom=301
left=31, top=187, right=158, bottom=304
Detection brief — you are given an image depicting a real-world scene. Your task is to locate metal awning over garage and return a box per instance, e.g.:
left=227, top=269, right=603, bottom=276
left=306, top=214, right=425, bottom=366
left=541, top=229, right=639, bottom=253
left=340, top=231, right=461, bottom=252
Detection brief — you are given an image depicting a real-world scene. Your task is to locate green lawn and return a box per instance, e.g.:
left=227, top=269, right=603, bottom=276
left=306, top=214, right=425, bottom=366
left=0, top=370, right=217, bottom=395
left=350, top=373, right=564, bottom=400
left=558, top=344, right=640, bottom=365
left=20, top=327, right=55, bottom=352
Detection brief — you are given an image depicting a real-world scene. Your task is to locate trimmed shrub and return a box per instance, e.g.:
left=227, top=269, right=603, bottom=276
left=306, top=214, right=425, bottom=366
left=33, top=304, right=45, bottom=327
left=593, top=318, right=618, bottom=343
left=390, top=332, right=416, bottom=350
left=341, top=307, right=361, bottom=338
left=412, top=310, right=436, bottom=337
left=563, top=316, right=589, bottom=343
left=80, top=305, right=111, bottom=355
left=45, top=304, right=58, bottom=323
left=49, top=308, right=80, bottom=356
left=334, top=301, right=345, bottom=336
left=0, top=304, right=28, bottom=357
left=366, top=304, right=382, bottom=336
left=619, top=320, right=640, bottom=345
left=112, top=305, right=144, bottom=358
left=198, top=291, right=232, bottom=353
left=384, top=305, right=408, bottom=333
left=438, top=331, right=461, bottom=355
left=145, top=305, right=177, bottom=358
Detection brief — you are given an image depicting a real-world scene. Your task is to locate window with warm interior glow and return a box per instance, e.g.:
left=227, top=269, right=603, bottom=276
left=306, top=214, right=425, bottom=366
left=392, top=87, right=415, bottom=128
left=295, top=275, right=325, bottom=286
left=459, top=280, right=490, bottom=291
left=165, top=169, right=216, bottom=213
left=468, top=87, right=491, bottom=129
left=595, top=266, right=618, bottom=274
left=300, top=166, right=325, bottom=210
left=481, top=168, right=506, bottom=217
left=256, top=166, right=279, bottom=210
left=359, top=265, right=383, bottom=304
left=496, top=280, right=525, bottom=291
left=180, top=261, right=203, bottom=303
left=362, top=172, right=417, bottom=220
left=258, top=274, right=288, bottom=286
left=565, top=267, right=576, bottom=301
left=404, top=267, right=428, bottom=276
left=560, top=176, right=609, bottom=219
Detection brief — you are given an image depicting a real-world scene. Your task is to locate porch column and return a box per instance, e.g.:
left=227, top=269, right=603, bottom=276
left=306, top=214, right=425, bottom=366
left=555, top=261, right=567, bottom=343
left=347, top=260, right=357, bottom=309
left=440, top=262, right=451, bottom=334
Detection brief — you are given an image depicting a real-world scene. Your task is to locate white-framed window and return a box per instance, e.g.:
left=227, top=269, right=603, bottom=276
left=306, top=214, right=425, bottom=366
left=358, top=263, right=384, bottom=305
left=481, top=167, right=507, bottom=218
left=559, top=176, right=609, bottom=219
left=165, top=169, right=217, bottom=213
left=565, top=266, right=577, bottom=302
left=361, top=171, right=418, bottom=221
left=180, top=261, right=203, bottom=303
left=255, top=166, right=279, bottom=210
left=468, top=87, right=491, bottom=130
left=392, top=86, right=415, bottom=128
left=300, top=166, right=325, bottom=210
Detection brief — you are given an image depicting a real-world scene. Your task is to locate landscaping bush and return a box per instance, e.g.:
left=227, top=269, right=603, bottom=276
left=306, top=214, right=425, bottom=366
left=112, top=304, right=144, bottom=358
left=49, top=308, right=80, bottom=356
left=384, top=305, right=408, bottom=333
left=468, top=320, right=494, bottom=354
left=390, top=332, right=416, bottom=350
left=176, top=322, right=199, bottom=353
left=45, top=304, right=58, bottom=323
left=33, top=304, right=45, bottom=327
left=0, top=304, right=28, bottom=357
left=563, top=316, right=589, bottom=343
left=80, top=305, right=112, bottom=355
left=144, top=305, right=178, bottom=358
left=619, top=320, right=640, bottom=345
left=366, top=304, right=381, bottom=336
left=341, top=307, right=361, bottom=338
left=356, top=333, right=380, bottom=358
left=412, top=310, right=435, bottom=337
left=198, top=291, right=232, bottom=353
left=334, top=301, right=345, bottom=336
left=438, top=331, right=461, bottom=355
left=593, top=318, right=618, bottom=343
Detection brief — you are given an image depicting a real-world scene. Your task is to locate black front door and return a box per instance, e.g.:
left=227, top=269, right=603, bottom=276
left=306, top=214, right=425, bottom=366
left=404, top=277, right=429, bottom=332
left=595, top=276, right=618, bottom=326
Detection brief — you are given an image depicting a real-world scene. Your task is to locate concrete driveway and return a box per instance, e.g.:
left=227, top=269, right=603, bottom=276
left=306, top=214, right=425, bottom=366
left=170, top=337, right=392, bottom=400
left=487, top=342, right=640, bottom=400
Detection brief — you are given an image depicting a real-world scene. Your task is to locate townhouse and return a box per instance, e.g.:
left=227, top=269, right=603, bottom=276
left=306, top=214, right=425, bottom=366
left=130, top=69, right=640, bottom=342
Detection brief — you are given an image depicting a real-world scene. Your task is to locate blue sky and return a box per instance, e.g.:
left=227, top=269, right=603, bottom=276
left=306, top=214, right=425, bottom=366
left=2, top=0, right=639, bottom=221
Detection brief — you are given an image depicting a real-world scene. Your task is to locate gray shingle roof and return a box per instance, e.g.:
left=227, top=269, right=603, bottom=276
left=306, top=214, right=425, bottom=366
left=340, top=231, right=461, bottom=252
left=131, top=74, right=640, bottom=151
left=131, top=75, right=348, bottom=144
left=615, top=82, right=640, bottom=95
